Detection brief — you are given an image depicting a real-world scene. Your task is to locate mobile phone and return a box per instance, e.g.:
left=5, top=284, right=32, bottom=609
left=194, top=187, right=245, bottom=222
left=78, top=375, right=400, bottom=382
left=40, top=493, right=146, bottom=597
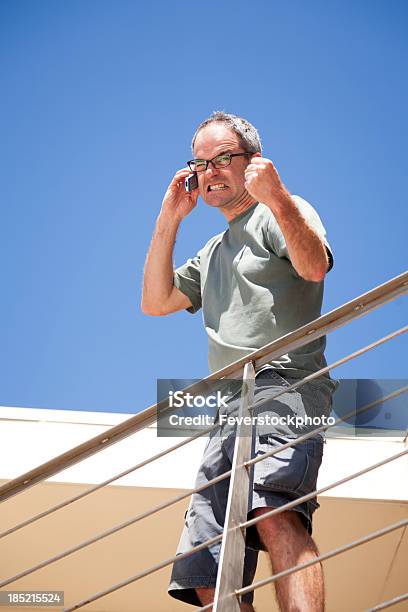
left=185, top=172, right=198, bottom=192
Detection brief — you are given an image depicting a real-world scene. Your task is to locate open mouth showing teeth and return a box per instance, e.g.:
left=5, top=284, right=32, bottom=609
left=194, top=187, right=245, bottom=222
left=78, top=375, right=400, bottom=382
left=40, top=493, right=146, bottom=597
left=208, top=184, right=228, bottom=192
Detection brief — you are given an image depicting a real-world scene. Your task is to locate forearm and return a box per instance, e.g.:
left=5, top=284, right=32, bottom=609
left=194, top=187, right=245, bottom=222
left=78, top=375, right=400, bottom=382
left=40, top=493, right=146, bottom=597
left=268, top=193, right=329, bottom=282
left=142, top=213, right=180, bottom=312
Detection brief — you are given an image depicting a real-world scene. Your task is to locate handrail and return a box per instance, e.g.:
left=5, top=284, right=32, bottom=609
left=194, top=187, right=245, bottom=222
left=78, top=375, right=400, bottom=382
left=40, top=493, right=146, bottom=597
left=0, top=424, right=217, bottom=540
left=0, top=270, right=406, bottom=503
left=1, top=324, right=406, bottom=538
left=63, top=453, right=408, bottom=610
left=1, top=384, right=406, bottom=589
left=366, top=593, right=408, bottom=611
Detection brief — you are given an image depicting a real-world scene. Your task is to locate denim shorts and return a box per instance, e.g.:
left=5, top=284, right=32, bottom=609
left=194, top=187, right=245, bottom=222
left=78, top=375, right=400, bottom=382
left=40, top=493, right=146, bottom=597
left=168, top=369, right=331, bottom=606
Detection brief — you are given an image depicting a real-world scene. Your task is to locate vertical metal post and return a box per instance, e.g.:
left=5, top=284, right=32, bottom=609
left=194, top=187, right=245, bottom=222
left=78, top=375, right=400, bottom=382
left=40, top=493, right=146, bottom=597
left=212, top=361, right=256, bottom=612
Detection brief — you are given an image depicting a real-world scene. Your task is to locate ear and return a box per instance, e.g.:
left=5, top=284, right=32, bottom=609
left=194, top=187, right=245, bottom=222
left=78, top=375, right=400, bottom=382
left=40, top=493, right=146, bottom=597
left=250, top=152, right=262, bottom=161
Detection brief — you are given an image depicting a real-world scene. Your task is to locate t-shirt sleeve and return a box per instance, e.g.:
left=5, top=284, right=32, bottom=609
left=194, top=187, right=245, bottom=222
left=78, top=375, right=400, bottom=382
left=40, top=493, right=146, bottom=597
left=266, top=195, right=334, bottom=272
left=173, top=253, right=202, bottom=314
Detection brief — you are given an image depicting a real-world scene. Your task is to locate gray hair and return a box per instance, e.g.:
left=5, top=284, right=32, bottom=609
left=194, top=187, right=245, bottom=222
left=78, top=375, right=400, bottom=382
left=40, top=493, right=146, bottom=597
left=191, top=111, right=262, bottom=154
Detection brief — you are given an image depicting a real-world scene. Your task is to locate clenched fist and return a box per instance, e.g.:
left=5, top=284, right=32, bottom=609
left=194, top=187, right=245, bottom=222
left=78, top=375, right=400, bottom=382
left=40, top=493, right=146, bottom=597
left=244, top=156, right=289, bottom=208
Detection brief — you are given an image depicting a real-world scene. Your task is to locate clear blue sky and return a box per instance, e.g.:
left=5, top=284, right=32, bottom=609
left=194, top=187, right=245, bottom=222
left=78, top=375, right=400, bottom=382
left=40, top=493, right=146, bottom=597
left=1, top=0, right=407, bottom=414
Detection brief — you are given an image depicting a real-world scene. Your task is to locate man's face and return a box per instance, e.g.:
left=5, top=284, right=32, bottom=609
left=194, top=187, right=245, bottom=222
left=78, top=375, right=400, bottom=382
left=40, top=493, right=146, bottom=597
left=192, top=124, right=251, bottom=209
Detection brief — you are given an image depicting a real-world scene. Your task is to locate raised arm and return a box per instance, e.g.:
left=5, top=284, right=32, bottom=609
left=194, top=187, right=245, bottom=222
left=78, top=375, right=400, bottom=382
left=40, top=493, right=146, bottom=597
left=141, top=168, right=199, bottom=316
left=244, top=156, right=329, bottom=282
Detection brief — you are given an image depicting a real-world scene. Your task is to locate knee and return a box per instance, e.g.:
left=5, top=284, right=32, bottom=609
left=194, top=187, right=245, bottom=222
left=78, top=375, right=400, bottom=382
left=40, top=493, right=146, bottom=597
left=254, top=508, right=309, bottom=544
left=254, top=508, right=303, bottom=532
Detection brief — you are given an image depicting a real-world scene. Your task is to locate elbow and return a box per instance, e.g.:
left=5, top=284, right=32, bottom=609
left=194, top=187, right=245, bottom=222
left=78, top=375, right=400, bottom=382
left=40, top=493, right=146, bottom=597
left=141, top=305, right=155, bottom=316
left=299, top=265, right=327, bottom=283
left=299, top=253, right=329, bottom=283
left=141, top=289, right=162, bottom=315
left=141, top=302, right=151, bottom=315
left=141, top=299, right=163, bottom=316
left=140, top=300, right=168, bottom=317
left=141, top=305, right=165, bottom=316
left=308, top=272, right=326, bottom=283
left=308, top=268, right=327, bottom=283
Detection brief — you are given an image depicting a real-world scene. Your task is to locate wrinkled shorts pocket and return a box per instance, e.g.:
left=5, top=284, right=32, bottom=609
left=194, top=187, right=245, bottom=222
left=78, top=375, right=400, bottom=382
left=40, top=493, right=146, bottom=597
left=252, top=435, right=324, bottom=507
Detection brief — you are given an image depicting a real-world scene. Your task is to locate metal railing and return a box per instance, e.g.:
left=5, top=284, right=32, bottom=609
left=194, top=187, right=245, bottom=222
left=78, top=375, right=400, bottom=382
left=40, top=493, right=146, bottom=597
left=0, top=270, right=407, bottom=611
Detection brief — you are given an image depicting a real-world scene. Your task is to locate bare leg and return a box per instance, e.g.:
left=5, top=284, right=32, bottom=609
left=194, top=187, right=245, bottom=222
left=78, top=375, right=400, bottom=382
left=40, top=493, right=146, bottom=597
left=254, top=508, right=325, bottom=612
left=196, top=587, right=255, bottom=611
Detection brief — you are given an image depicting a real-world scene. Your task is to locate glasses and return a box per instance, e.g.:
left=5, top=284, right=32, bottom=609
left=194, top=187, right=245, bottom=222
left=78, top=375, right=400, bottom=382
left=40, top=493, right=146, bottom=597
left=187, top=152, right=251, bottom=173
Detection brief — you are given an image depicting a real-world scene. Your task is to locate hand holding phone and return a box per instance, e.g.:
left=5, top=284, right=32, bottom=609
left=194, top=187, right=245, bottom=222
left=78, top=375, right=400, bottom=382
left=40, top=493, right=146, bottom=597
left=184, top=172, right=198, bottom=193
left=161, top=168, right=199, bottom=222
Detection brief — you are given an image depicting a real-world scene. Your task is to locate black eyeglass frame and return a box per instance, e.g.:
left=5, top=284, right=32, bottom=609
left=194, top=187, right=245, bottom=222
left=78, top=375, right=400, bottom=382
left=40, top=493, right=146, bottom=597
left=187, top=152, right=252, bottom=173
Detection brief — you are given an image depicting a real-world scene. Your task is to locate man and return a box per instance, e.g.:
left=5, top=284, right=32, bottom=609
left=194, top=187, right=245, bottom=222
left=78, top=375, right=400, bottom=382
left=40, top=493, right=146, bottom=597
left=142, top=112, right=337, bottom=611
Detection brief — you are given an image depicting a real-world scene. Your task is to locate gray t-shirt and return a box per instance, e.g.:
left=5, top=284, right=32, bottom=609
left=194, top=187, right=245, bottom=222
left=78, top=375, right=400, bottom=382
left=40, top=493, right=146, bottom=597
left=174, top=197, right=336, bottom=391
